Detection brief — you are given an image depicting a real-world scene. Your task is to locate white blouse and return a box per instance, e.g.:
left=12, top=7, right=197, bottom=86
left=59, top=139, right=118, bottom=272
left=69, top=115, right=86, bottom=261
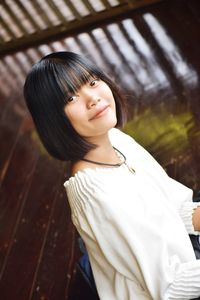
left=64, top=128, right=200, bottom=300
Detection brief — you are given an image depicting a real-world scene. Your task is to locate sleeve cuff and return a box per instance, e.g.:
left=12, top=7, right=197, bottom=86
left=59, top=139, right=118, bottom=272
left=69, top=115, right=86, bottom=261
left=166, top=259, right=200, bottom=299
left=179, top=202, right=200, bottom=235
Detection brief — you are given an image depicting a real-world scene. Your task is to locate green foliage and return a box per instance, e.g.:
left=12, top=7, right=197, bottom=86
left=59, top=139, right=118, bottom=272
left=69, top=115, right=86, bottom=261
left=123, top=104, right=194, bottom=162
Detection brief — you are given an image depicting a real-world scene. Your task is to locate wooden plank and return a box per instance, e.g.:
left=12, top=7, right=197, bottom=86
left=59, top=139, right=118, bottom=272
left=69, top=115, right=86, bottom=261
left=133, top=13, right=188, bottom=99
left=29, top=168, right=78, bottom=300
left=102, top=26, right=144, bottom=90
left=0, top=153, right=63, bottom=299
left=92, top=26, right=144, bottom=93
left=117, top=21, right=167, bottom=93
left=23, top=52, right=37, bottom=66
left=73, top=34, right=108, bottom=69
left=143, top=1, right=200, bottom=161
left=2, top=56, right=27, bottom=85
left=1, top=58, right=21, bottom=84
left=0, top=109, right=21, bottom=181
left=148, top=0, right=200, bottom=180
left=0, top=61, right=18, bottom=107
left=0, top=118, right=39, bottom=278
left=0, top=92, right=26, bottom=184
left=129, top=0, right=200, bottom=189
left=186, top=0, right=200, bottom=21
left=150, top=0, right=200, bottom=70
left=0, top=84, right=87, bottom=299
left=25, top=48, right=42, bottom=64
left=73, top=36, right=91, bottom=57
left=14, top=55, right=31, bottom=76
left=0, top=33, right=4, bottom=44
left=0, top=76, right=12, bottom=99
left=88, top=32, right=116, bottom=71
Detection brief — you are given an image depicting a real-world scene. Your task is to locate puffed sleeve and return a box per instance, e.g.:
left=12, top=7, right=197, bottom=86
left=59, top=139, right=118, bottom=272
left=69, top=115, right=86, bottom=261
left=168, top=177, right=200, bottom=235
left=66, top=170, right=200, bottom=300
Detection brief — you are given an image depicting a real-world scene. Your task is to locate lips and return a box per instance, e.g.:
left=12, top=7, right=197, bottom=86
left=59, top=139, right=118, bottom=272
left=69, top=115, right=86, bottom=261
left=90, top=105, right=109, bottom=120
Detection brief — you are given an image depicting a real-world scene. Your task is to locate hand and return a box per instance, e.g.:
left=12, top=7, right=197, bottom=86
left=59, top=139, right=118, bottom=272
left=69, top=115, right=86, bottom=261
left=192, top=206, right=200, bottom=232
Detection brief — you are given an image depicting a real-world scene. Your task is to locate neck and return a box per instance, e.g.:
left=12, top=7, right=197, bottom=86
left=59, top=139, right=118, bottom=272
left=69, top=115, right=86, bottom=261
left=81, top=147, right=136, bottom=174
left=84, top=134, right=119, bottom=165
left=82, top=147, right=125, bottom=167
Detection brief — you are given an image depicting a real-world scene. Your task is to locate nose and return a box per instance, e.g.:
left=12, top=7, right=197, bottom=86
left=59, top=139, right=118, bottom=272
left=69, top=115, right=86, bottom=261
left=87, top=96, right=100, bottom=109
left=81, top=88, right=101, bottom=109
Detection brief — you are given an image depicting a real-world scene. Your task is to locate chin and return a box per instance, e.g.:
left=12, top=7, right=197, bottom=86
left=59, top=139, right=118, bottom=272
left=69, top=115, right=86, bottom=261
left=111, top=116, right=118, bottom=128
left=104, top=119, right=117, bottom=133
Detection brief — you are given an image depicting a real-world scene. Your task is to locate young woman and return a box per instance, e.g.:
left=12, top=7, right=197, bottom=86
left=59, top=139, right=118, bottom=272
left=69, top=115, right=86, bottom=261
left=24, top=51, right=200, bottom=300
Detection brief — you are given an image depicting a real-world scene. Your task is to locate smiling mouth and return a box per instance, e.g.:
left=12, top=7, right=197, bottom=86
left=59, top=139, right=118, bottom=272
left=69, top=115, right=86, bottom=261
left=90, top=106, right=109, bottom=120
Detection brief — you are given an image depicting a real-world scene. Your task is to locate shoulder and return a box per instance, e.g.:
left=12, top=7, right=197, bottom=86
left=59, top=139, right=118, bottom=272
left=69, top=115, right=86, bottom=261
left=109, top=127, right=128, bottom=139
left=71, top=160, right=91, bottom=177
left=64, top=167, right=123, bottom=217
left=110, top=128, right=166, bottom=172
left=109, top=128, right=139, bottom=150
left=109, top=127, right=133, bottom=141
left=64, top=165, right=122, bottom=198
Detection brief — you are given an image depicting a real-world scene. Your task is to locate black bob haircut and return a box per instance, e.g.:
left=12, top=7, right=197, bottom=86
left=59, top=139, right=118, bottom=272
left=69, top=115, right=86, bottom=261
left=24, top=51, right=127, bottom=161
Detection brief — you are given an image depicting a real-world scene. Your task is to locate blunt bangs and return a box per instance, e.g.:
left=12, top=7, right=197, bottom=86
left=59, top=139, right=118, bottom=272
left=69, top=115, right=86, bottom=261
left=24, top=51, right=127, bottom=161
left=41, top=52, right=103, bottom=104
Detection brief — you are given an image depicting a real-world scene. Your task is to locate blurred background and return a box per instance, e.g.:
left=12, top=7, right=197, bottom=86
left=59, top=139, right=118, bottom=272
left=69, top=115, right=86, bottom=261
left=0, top=0, right=200, bottom=299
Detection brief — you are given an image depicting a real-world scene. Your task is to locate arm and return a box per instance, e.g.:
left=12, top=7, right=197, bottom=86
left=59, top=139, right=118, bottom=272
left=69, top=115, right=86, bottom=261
left=112, top=129, right=200, bottom=235
left=82, top=192, right=200, bottom=300
left=167, top=177, right=200, bottom=235
left=67, top=170, right=200, bottom=300
left=192, top=206, right=200, bottom=231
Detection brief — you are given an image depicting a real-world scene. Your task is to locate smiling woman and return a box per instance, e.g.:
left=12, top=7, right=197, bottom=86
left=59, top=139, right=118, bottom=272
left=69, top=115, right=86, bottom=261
left=24, top=52, right=127, bottom=162
left=24, top=51, right=200, bottom=300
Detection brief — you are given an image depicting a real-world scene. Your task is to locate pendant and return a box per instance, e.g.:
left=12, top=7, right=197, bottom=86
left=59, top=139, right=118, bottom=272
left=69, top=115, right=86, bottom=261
left=125, top=163, right=136, bottom=174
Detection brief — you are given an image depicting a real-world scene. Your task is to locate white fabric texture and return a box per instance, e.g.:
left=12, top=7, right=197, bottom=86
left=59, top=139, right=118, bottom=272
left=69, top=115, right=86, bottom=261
left=64, top=128, right=200, bottom=300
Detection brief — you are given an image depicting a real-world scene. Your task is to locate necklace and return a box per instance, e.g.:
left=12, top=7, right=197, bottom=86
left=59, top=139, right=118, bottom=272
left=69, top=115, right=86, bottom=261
left=81, top=146, right=136, bottom=174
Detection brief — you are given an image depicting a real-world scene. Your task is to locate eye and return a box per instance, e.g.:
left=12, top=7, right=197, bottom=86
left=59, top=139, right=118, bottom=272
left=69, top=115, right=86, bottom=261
left=90, top=78, right=100, bottom=87
left=67, top=95, right=77, bottom=103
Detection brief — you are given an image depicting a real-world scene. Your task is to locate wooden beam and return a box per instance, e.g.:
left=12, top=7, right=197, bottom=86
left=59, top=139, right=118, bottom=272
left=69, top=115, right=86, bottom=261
left=63, top=0, right=82, bottom=20
left=82, top=0, right=97, bottom=15
left=46, top=0, right=68, bottom=24
left=100, top=0, right=112, bottom=10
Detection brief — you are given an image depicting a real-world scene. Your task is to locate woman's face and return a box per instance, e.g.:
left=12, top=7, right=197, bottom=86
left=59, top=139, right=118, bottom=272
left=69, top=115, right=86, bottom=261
left=64, top=78, right=117, bottom=142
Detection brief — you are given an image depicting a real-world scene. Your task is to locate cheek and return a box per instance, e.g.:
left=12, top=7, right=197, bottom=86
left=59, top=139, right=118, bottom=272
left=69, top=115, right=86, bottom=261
left=103, top=84, right=113, bottom=95
left=104, top=86, right=115, bottom=104
left=64, top=106, right=78, bottom=124
left=64, top=106, right=86, bottom=135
